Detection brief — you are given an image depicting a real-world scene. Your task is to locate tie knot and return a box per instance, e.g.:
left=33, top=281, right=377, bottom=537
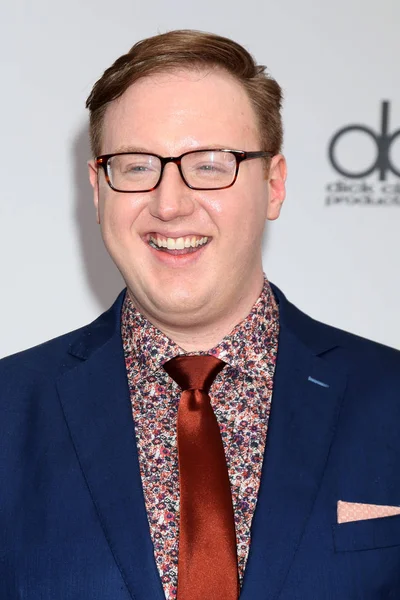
left=163, top=355, right=225, bottom=392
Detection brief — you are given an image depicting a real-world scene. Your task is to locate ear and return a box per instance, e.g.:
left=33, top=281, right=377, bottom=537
left=267, top=154, right=287, bottom=221
left=88, top=160, right=101, bottom=224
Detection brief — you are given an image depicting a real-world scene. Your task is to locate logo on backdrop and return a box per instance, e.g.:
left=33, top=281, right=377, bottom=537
left=325, top=101, right=400, bottom=206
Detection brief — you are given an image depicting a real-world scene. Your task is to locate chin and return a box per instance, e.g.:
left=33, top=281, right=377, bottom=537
left=133, top=280, right=214, bottom=323
left=156, top=285, right=210, bottom=314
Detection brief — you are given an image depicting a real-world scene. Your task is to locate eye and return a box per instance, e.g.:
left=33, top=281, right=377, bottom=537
left=121, top=161, right=153, bottom=174
left=119, top=160, right=159, bottom=177
left=125, top=164, right=150, bottom=173
left=111, top=154, right=161, bottom=177
left=198, top=163, right=220, bottom=172
left=193, top=161, right=231, bottom=175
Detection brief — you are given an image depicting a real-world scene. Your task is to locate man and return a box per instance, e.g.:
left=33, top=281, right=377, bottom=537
left=1, top=29, right=399, bottom=600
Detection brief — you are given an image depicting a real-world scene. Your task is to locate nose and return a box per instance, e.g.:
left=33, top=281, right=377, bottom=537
left=148, top=162, right=195, bottom=221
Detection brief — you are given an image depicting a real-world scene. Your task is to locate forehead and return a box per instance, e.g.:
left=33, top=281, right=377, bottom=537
left=102, top=68, right=260, bottom=154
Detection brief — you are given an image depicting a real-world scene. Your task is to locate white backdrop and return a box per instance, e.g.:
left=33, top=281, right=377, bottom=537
left=1, top=0, right=399, bottom=358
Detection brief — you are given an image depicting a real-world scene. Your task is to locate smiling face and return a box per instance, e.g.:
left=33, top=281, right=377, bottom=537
left=89, top=68, right=286, bottom=342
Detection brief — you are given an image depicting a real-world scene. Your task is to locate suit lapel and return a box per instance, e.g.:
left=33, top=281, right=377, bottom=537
left=240, top=291, right=347, bottom=600
left=56, top=295, right=165, bottom=600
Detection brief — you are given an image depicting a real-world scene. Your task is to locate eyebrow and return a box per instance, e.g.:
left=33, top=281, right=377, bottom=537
left=110, top=144, right=238, bottom=155
left=112, top=145, right=153, bottom=154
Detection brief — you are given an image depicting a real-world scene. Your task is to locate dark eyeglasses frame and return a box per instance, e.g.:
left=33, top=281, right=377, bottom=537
left=95, top=149, right=274, bottom=192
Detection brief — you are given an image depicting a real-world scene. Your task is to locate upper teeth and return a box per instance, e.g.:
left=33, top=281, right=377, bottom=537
left=150, top=235, right=208, bottom=250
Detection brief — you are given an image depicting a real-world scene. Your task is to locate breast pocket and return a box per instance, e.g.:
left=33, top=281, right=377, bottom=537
left=332, top=514, right=400, bottom=552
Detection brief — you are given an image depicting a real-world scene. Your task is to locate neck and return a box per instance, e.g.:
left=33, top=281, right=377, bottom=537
left=152, top=302, right=258, bottom=352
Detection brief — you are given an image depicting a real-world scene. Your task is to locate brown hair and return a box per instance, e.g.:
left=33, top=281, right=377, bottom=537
left=86, top=30, right=283, bottom=157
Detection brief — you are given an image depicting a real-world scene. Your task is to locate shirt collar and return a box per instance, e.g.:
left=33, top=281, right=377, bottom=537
left=121, top=278, right=279, bottom=376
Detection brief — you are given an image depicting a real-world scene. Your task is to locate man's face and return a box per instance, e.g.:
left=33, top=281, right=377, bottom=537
left=89, top=68, right=286, bottom=333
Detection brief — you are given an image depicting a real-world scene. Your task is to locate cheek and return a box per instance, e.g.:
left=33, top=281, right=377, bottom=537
left=99, top=192, right=145, bottom=242
left=213, top=184, right=268, bottom=242
left=200, top=193, right=224, bottom=216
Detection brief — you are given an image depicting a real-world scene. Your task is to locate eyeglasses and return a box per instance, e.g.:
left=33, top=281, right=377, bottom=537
left=95, top=149, right=273, bottom=192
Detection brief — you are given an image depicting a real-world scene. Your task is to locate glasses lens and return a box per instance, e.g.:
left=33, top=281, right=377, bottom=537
left=108, top=154, right=161, bottom=191
left=182, top=151, right=236, bottom=189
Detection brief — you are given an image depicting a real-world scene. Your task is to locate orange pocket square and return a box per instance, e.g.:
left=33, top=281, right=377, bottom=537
left=337, top=500, right=400, bottom=524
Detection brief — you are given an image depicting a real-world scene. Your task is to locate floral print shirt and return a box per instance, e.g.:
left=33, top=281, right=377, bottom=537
left=121, top=279, right=279, bottom=599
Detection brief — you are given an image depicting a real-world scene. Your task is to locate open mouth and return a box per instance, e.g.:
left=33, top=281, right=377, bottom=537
left=148, top=234, right=210, bottom=255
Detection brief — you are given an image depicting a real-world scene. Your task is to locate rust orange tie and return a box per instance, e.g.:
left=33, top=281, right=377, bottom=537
left=163, top=355, right=239, bottom=600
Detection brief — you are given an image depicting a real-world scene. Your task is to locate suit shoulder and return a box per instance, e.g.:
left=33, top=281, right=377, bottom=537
left=0, top=291, right=125, bottom=382
left=310, top=310, right=398, bottom=358
left=277, top=286, right=400, bottom=376
left=0, top=324, right=88, bottom=381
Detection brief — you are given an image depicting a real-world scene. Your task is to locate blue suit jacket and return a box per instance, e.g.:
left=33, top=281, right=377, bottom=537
left=1, top=285, right=400, bottom=599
